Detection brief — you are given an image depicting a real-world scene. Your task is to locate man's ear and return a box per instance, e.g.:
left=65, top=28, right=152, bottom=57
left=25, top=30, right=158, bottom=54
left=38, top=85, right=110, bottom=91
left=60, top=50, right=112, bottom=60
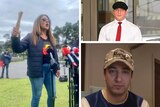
left=112, top=10, right=115, bottom=16
left=125, top=10, right=128, bottom=16
left=131, top=71, right=133, bottom=78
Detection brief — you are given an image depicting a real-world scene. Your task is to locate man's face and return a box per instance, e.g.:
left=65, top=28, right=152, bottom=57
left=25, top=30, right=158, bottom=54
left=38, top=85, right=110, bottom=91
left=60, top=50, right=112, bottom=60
left=104, top=61, right=132, bottom=96
left=5, top=51, right=8, bottom=54
left=112, top=8, right=127, bottom=21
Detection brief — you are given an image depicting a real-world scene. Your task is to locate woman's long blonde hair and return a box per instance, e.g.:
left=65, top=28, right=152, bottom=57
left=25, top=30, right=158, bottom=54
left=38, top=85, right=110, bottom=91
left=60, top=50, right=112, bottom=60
left=31, top=14, right=56, bottom=46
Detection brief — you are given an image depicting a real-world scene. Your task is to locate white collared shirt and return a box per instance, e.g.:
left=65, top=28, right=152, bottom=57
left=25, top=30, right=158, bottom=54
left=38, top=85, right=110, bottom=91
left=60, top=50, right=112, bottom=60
left=98, top=19, right=142, bottom=41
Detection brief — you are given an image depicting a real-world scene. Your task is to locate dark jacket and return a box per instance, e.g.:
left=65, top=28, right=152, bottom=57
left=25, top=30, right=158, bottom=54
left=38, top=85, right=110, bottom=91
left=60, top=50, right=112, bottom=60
left=11, top=33, right=60, bottom=78
left=85, top=90, right=143, bottom=107
left=1, top=53, right=12, bottom=65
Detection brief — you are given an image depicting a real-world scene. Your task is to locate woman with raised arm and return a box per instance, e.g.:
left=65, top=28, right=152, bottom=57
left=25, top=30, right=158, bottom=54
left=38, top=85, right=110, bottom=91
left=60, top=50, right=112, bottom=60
left=11, top=14, right=60, bottom=107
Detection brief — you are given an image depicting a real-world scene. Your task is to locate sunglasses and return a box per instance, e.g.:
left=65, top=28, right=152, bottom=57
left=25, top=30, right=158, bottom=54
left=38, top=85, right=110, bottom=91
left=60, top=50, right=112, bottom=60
left=41, top=18, right=49, bottom=22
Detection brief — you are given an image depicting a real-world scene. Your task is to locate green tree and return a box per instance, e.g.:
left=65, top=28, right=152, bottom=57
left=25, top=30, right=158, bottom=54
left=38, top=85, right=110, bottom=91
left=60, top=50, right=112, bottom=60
left=53, top=21, right=79, bottom=48
left=53, top=26, right=62, bottom=43
left=3, top=34, right=10, bottom=41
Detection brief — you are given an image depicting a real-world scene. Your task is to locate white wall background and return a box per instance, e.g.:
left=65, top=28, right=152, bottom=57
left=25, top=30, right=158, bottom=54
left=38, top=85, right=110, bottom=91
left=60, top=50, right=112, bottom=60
left=83, top=43, right=160, bottom=107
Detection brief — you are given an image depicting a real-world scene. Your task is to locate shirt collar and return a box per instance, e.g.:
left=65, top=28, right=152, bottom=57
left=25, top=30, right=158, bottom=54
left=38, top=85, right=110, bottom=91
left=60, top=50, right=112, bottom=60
left=114, top=19, right=126, bottom=24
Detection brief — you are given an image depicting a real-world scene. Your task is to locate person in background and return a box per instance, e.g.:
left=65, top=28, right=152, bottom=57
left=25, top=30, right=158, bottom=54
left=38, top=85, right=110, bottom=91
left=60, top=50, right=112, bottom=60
left=98, top=1, right=142, bottom=41
left=81, top=48, right=149, bottom=107
left=0, top=50, right=12, bottom=78
left=11, top=14, right=60, bottom=107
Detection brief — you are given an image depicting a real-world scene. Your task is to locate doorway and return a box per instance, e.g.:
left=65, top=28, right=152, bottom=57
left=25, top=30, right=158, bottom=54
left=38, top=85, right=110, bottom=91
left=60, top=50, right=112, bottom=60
left=155, top=59, right=160, bottom=107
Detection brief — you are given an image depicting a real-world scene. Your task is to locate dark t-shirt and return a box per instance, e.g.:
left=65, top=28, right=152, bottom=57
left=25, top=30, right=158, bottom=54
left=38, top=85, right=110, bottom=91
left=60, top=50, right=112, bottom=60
left=42, top=39, right=52, bottom=64
left=85, top=90, right=143, bottom=107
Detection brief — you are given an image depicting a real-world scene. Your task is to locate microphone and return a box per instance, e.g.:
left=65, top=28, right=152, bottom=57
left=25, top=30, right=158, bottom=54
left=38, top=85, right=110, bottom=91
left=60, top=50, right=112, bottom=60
left=70, top=47, right=79, bottom=65
left=73, top=47, right=79, bottom=54
left=72, top=47, right=79, bottom=57
left=71, top=48, right=79, bottom=63
left=62, top=47, right=77, bottom=67
left=62, top=46, right=70, bottom=56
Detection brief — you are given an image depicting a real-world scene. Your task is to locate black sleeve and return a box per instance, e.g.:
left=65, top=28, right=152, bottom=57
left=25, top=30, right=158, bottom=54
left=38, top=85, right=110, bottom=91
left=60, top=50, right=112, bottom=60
left=11, top=33, right=30, bottom=53
left=52, top=46, right=60, bottom=70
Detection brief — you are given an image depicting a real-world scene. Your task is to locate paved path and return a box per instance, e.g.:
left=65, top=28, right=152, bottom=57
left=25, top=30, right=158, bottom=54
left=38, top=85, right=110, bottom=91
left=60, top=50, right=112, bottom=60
left=0, top=60, right=69, bottom=79
left=0, top=60, right=27, bottom=78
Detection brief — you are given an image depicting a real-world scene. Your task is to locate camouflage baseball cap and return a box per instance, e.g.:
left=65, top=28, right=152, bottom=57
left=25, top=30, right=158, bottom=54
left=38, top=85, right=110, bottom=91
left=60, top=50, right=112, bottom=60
left=104, top=48, right=134, bottom=71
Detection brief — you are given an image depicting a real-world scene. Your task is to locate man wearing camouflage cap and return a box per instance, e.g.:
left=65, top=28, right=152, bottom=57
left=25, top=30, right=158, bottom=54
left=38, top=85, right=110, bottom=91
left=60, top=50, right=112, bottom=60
left=81, top=48, right=149, bottom=107
left=98, top=1, right=142, bottom=41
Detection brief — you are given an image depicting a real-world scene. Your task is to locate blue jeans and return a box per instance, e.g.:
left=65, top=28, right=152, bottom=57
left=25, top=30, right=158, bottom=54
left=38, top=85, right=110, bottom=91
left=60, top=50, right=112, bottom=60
left=1, top=64, right=9, bottom=78
left=29, top=64, right=56, bottom=107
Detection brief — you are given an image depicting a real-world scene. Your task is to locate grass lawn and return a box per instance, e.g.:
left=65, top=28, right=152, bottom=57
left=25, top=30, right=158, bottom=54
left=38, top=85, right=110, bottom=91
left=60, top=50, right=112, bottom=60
left=0, top=78, right=69, bottom=107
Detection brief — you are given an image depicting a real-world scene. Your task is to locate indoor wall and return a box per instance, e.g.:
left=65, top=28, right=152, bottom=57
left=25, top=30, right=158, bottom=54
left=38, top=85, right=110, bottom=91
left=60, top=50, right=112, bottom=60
left=82, top=43, right=160, bottom=107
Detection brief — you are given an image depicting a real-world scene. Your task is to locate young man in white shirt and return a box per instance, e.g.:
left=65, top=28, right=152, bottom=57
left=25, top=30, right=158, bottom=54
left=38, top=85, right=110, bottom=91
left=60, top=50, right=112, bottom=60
left=81, top=48, right=149, bottom=107
left=98, top=1, right=142, bottom=41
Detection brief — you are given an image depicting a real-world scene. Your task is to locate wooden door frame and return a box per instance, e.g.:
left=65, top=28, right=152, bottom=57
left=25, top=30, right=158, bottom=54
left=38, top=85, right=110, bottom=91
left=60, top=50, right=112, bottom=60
left=82, top=0, right=97, bottom=41
left=154, top=58, right=160, bottom=107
